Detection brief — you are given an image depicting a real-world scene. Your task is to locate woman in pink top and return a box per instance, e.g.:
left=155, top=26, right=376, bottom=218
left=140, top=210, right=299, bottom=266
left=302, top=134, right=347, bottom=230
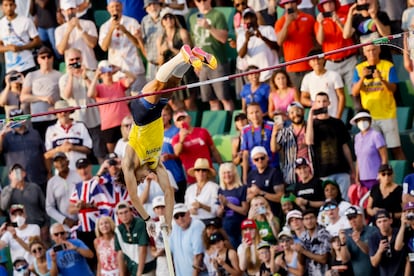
left=94, top=216, right=118, bottom=276
left=268, top=69, right=300, bottom=121
left=88, top=60, right=135, bottom=153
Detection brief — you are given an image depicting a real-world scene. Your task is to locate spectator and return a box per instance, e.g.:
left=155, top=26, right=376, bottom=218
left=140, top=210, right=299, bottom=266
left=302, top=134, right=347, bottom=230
left=342, top=206, right=376, bottom=275
left=395, top=201, right=414, bottom=273
left=189, top=0, right=234, bottom=111
left=366, top=164, right=403, bottom=227
left=58, top=0, right=92, bottom=20
left=247, top=0, right=277, bottom=25
left=55, top=1, right=98, bottom=69
left=114, top=114, right=132, bottom=158
left=150, top=196, right=168, bottom=275
left=241, top=102, right=278, bottom=182
left=322, top=199, right=351, bottom=236
left=350, top=110, right=388, bottom=190
left=403, top=163, right=414, bottom=204
left=0, top=0, right=41, bottom=74
left=275, top=0, right=316, bottom=89
left=248, top=195, right=280, bottom=244
left=352, top=44, right=404, bottom=160
left=281, top=193, right=300, bottom=216
left=59, top=48, right=105, bottom=163
left=47, top=223, right=94, bottom=276
left=13, top=257, right=30, bottom=276
left=237, top=218, right=261, bottom=275
left=44, top=100, right=92, bottom=170
left=268, top=69, right=300, bottom=120
left=286, top=209, right=306, bottom=240
left=239, top=65, right=270, bottom=116
left=45, top=152, right=81, bottom=230
left=315, top=0, right=359, bottom=107
left=172, top=110, right=222, bottom=183
left=217, top=162, right=248, bottom=248
left=88, top=60, right=134, bottom=153
left=28, top=238, right=49, bottom=276
left=305, top=92, right=355, bottom=201
left=326, top=234, right=354, bottom=276
left=246, top=146, right=284, bottom=218
left=379, top=0, right=406, bottom=35
left=20, top=46, right=61, bottom=140
left=0, top=165, right=48, bottom=242
left=93, top=216, right=118, bottom=276
left=161, top=104, right=186, bottom=203
left=185, top=158, right=218, bottom=220
left=368, top=210, right=406, bottom=276
left=257, top=241, right=277, bottom=275
left=169, top=203, right=205, bottom=276
left=209, top=231, right=242, bottom=275
left=231, top=112, right=248, bottom=166
left=162, top=0, right=189, bottom=29
left=291, top=157, right=325, bottom=211
left=140, top=0, right=163, bottom=81
left=402, top=1, right=414, bottom=86
left=0, top=109, right=49, bottom=189
left=293, top=209, right=331, bottom=275
left=115, top=202, right=156, bottom=275
left=300, top=48, right=345, bottom=119
left=274, top=230, right=306, bottom=275
left=99, top=0, right=147, bottom=92
left=237, top=8, right=279, bottom=83
left=271, top=102, right=311, bottom=187
left=0, top=204, right=40, bottom=264
left=0, top=70, right=28, bottom=118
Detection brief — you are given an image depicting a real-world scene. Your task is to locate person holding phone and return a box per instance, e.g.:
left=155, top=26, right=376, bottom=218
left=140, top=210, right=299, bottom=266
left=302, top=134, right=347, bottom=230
left=0, top=70, right=28, bottom=119
left=237, top=219, right=261, bottom=275
left=248, top=195, right=280, bottom=244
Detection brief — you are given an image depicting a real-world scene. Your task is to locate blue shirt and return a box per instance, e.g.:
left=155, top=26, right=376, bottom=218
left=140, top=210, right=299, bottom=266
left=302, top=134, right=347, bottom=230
left=117, top=0, right=145, bottom=23
left=240, top=83, right=270, bottom=114
left=403, top=174, right=414, bottom=196
left=162, top=125, right=186, bottom=182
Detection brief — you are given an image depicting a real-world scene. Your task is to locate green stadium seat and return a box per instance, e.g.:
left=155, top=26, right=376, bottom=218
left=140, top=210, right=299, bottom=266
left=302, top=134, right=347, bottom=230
left=398, top=80, right=414, bottom=107
left=341, top=107, right=354, bottom=127
left=400, top=130, right=414, bottom=165
left=187, top=110, right=201, bottom=127
left=213, top=134, right=233, bottom=162
left=201, top=110, right=230, bottom=136
left=229, top=109, right=243, bottom=135
left=0, top=166, right=9, bottom=188
left=389, top=160, right=409, bottom=184
left=397, top=106, right=413, bottom=132
left=59, top=62, right=66, bottom=73
left=94, top=10, right=111, bottom=29
left=92, top=164, right=101, bottom=176
left=393, top=54, right=409, bottom=84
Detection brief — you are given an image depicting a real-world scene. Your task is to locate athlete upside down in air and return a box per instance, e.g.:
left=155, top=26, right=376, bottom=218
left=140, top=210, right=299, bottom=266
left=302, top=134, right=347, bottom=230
left=121, top=44, right=217, bottom=233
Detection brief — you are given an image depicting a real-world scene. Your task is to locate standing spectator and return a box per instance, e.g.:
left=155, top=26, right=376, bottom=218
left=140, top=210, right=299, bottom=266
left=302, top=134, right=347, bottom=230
left=402, top=1, right=414, bottom=86
left=379, top=0, right=406, bottom=34
left=350, top=110, right=388, bottom=190
left=322, top=199, right=351, bottom=236
left=114, top=115, right=132, bottom=158
left=286, top=209, right=306, bottom=240
left=395, top=201, right=414, bottom=273
left=326, top=234, right=354, bottom=276
left=99, top=0, right=147, bottom=92
left=140, top=0, right=163, bottom=81
left=248, top=195, right=280, bottom=244
left=0, top=71, right=28, bottom=118
left=275, top=0, right=316, bottom=89
left=46, top=152, right=81, bottom=230
left=88, top=60, right=134, bottom=153
left=169, top=203, right=205, bottom=276
left=247, top=0, right=277, bottom=26
left=231, top=112, right=248, bottom=166
left=115, top=202, right=156, bottom=275
left=55, top=1, right=98, bottom=69
left=58, top=0, right=92, bottom=20
left=172, top=110, right=222, bottom=183
left=150, top=196, right=169, bottom=275
left=0, top=109, right=49, bottom=189
left=189, top=0, right=234, bottom=111
left=93, top=216, right=118, bottom=276
left=0, top=165, right=48, bottom=242
left=237, top=8, right=279, bottom=83
left=305, top=92, right=355, bottom=201
left=352, top=44, right=404, bottom=160
left=271, top=102, right=311, bottom=187
left=300, top=48, right=345, bottom=119
left=20, top=46, right=61, bottom=140
left=47, top=223, right=94, bottom=276
left=342, top=206, right=377, bottom=276
left=0, top=0, right=41, bottom=74
left=185, top=158, right=219, bottom=220
left=368, top=210, right=406, bottom=276
left=44, top=100, right=92, bottom=170
left=59, top=48, right=105, bottom=164
left=274, top=230, right=306, bottom=275
left=237, top=218, right=261, bottom=275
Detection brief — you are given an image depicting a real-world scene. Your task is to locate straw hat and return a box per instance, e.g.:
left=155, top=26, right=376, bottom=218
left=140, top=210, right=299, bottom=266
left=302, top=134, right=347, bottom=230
left=187, top=158, right=216, bottom=177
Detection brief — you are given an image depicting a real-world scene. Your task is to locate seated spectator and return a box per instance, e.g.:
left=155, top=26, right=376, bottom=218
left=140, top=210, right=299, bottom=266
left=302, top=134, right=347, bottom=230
left=217, top=162, right=248, bottom=249
left=231, top=112, right=249, bottom=166
left=239, top=65, right=270, bottom=117
left=274, top=229, right=305, bottom=275
left=350, top=110, right=388, bottom=190
left=248, top=195, right=280, bottom=244
left=326, top=234, right=354, bottom=275
left=0, top=71, right=28, bottom=118
left=237, top=219, right=261, bottom=275
left=209, top=231, right=242, bottom=275
left=47, top=223, right=94, bottom=276
left=366, top=164, right=403, bottom=227
left=322, top=199, right=351, bottom=236
left=268, top=69, right=300, bottom=121
left=114, top=115, right=133, bottom=159
left=185, top=158, right=218, bottom=220
left=93, top=216, right=118, bottom=276
left=28, top=238, right=49, bottom=276
left=286, top=209, right=306, bottom=241
left=318, top=179, right=351, bottom=227
left=281, top=193, right=300, bottom=217
left=0, top=204, right=40, bottom=264
left=292, top=157, right=325, bottom=211
left=13, top=257, right=30, bottom=276
left=257, top=241, right=277, bottom=275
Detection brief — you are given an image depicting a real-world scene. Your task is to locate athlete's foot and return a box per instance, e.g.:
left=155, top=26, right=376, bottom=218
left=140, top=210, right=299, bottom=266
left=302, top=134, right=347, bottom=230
left=192, top=47, right=217, bottom=70
left=181, top=44, right=203, bottom=72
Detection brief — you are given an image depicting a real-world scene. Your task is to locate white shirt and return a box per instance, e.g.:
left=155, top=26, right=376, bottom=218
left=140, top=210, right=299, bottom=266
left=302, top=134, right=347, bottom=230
left=114, top=138, right=128, bottom=159
left=185, top=181, right=219, bottom=220
left=163, top=0, right=189, bottom=16
left=1, top=224, right=40, bottom=264
left=326, top=215, right=351, bottom=236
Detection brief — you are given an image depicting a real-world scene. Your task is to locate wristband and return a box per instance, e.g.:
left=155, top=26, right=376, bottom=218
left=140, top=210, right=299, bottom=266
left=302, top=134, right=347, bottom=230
left=144, top=215, right=151, bottom=222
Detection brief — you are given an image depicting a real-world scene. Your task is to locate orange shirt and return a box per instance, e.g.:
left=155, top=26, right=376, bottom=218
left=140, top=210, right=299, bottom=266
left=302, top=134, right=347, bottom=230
left=275, top=12, right=315, bottom=73
left=314, top=11, right=357, bottom=61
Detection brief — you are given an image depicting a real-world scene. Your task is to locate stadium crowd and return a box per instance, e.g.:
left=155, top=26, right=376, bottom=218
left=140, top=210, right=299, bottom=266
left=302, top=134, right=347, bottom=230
left=0, top=0, right=413, bottom=275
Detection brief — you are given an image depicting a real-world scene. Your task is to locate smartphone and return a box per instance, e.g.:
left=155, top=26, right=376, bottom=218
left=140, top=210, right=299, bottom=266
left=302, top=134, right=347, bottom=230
left=53, top=244, right=67, bottom=252
left=257, top=206, right=267, bottom=215
left=273, top=114, right=283, bottom=125
left=14, top=168, right=22, bottom=181
left=356, top=4, right=369, bottom=11
left=365, top=65, right=376, bottom=79
left=68, top=13, right=76, bottom=20
left=313, top=107, right=328, bottom=115
left=113, top=14, right=119, bottom=20
left=7, top=222, right=18, bottom=228
left=243, top=231, right=252, bottom=243
left=182, top=121, right=189, bottom=130
left=322, top=11, right=332, bottom=17
left=287, top=8, right=295, bottom=14
left=197, top=13, right=204, bottom=19
left=9, top=75, right=21, bottom=82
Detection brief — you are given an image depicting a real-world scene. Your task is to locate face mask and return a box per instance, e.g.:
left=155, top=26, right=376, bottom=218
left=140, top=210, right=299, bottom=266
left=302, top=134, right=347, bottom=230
left=357, top=120, right=370, bottom=131
left=15, top=216, right=26, bottom=227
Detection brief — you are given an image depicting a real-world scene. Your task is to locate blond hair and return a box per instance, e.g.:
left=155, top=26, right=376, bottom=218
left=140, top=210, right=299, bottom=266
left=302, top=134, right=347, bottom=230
left=95, top=216, right=116, bottom=238
left=219, top=163, right=243, bottom=190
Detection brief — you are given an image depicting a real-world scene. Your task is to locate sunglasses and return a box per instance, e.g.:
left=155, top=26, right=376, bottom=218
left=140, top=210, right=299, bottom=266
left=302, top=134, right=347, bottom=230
left=323, top=205, right=337, bottom=211
left=31, top=247, right=43, bottom=254
left=174, top=212, right=186, bottom=220
left=53, top=231, right=66, bottom=237
left=195, top=168, right=208, bottom=172
left=195, top=0, right=208, bottom=2
left=381, top=172, right=392, bottom=176
left=254, top=156, right=266, bottom=162
left=163, top=14, right=174, bottom=20
left=69, top=57, right=81, bottom=61
left=279, top=238, right=292, bottom=243
left=15, top=265, right=28, bottom=272
left=39, top=55, right=52, bottom=60
left=235, top=2, right=246, bottom=7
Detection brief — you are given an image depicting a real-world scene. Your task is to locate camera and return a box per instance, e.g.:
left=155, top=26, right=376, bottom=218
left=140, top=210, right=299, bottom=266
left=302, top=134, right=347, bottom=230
left=69, top=61, right=81, bottom=69
left=113, top=14, right=119, bottom=20
left=197, top=13, right=204, bottom=19
left=381, top=236, right=392, bottom=258
left=248, top=27, right=255, bottom=35
left=407, top=213, right=414, bottom=220
left=322, top=11, right=332, bottom=18
left=100, top=66, right=113, bottom=73
left=287, top=8, right=295, bottom=14
left=108, top=159, right=118, bottom=166
left=68, top=13, right=76, bottom=20
left=356, top=4, right=369, bottom=11
left=7, top=222, right=18, bottom=228
left=53, top=244, right=67, bottom=252
left=365, top=65, right=376, bottom=79
left=313, top=107, right=328, bottom=115
left=9, top=74, right=21, bottom=82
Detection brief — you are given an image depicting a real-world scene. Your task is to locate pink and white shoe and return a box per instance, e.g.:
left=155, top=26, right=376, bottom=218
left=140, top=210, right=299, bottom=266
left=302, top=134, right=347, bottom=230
left=180, top=44, right=203, bottom=71
left=192, top=47, right=217, bottom=70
